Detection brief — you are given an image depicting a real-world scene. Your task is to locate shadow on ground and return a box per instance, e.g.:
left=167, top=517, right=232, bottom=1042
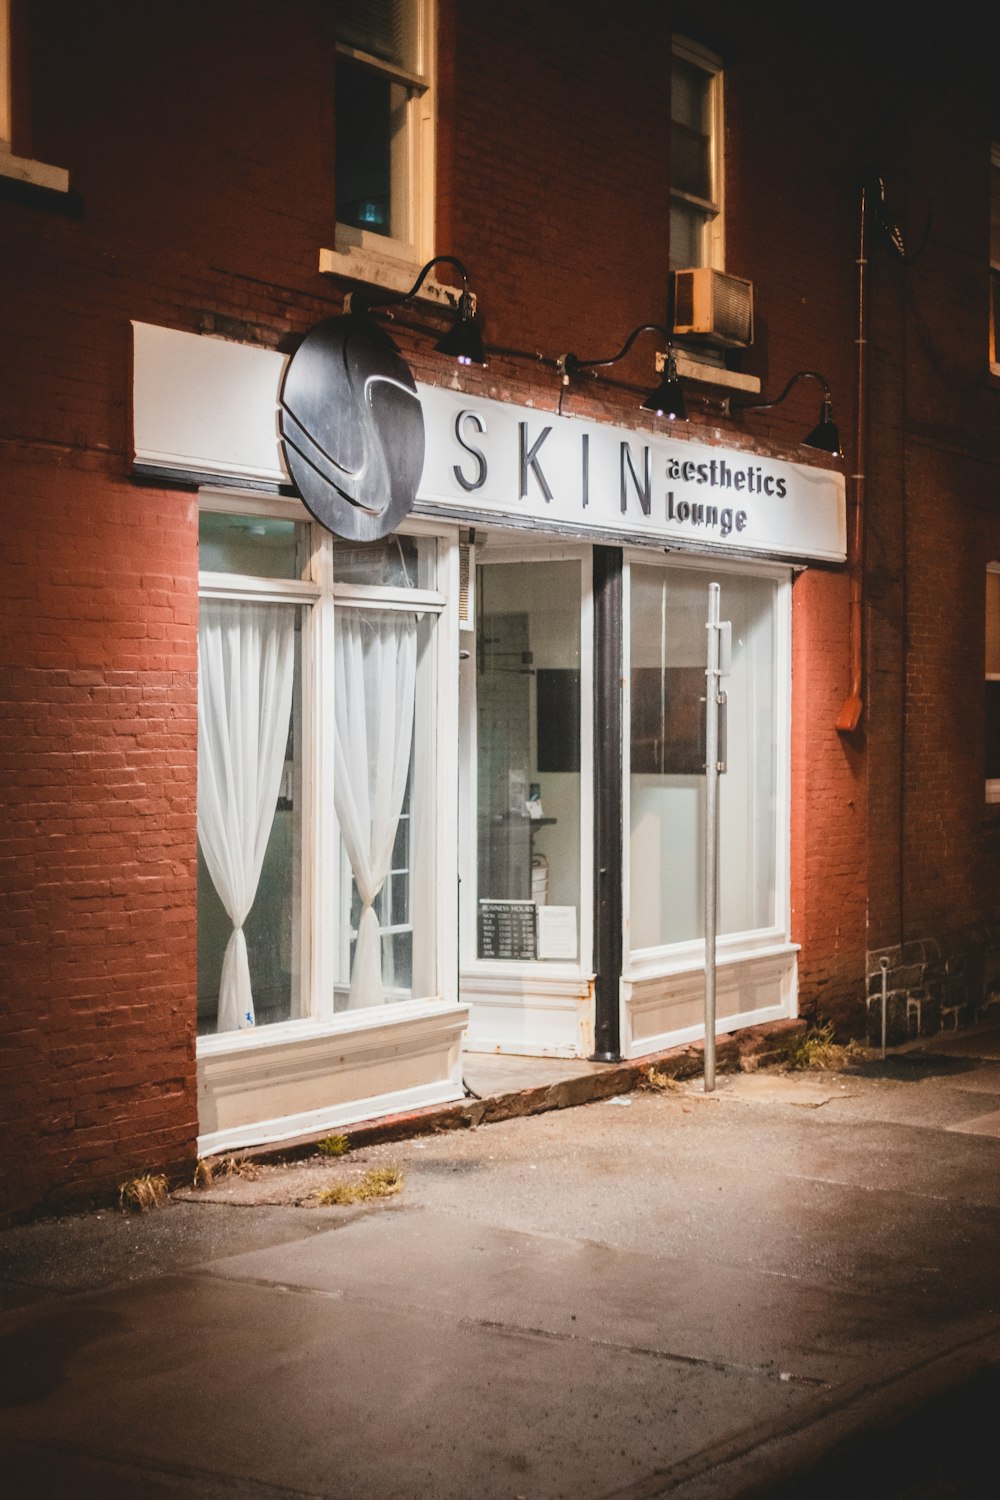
left=750, top=1365, right=1000, bottom=1499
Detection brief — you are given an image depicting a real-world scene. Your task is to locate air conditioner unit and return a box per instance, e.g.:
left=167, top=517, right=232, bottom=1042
left=672, top=267, right=754, bottom=349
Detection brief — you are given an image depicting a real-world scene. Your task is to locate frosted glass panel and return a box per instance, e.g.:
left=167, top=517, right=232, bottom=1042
left=629, top=567, right=778, bottom=951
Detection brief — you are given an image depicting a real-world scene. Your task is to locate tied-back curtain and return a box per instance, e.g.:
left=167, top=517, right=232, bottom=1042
left=197, top=600, right=296, bottom=1032
left=334, top=610, right=417, bottom=1007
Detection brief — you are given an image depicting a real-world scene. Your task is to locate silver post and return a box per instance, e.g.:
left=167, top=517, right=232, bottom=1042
left=880, top=956, right=889, bottom=1060
left=704, top=583, right=721, bottom=1092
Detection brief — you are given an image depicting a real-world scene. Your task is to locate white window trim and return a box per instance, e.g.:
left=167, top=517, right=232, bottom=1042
left=672, top=35, right=724, bottom=272
left=458, top=539, right=595, bottom=983
left=196, top=491, right=461, bottom=1058
left=621, top=549, right=792, bottom=976
left=0, top=0, right=69, bottom=192
left=322, top=0, right=437, bottom=287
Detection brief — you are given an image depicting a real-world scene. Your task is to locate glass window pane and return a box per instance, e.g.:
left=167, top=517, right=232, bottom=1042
left=671, top=202, right=706, bottom=271
left=336, top=0, right=418, bottom=69
left=672, top=121, right=711, bottom=201
left=476, top=561, right=582, bottom=962
left=629, top=567, right=778, bottom=951
left=333, top=610, right=435, bottom=1009
left=198, top=512, right=308, bottom=579
left=335, top=56, right=397, bottom=235
left=197, top=606, right=303, bottom=1033
left=332, top=533, right=435, bottom=588
left=671, top=56, right=711, bottom=133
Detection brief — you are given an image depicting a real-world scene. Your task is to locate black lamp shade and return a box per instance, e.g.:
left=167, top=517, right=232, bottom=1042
left=435, top=316, right=487, bottom=367
left=803, top=398, right=841, bottom=455
left=641, top=372, right=687, bottom=420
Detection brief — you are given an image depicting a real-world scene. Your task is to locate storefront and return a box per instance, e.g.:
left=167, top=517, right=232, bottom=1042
left=133, top=321, right=845, bottom=1154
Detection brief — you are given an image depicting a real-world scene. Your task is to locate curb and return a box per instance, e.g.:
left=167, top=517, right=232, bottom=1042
left=235, top=1017, right=807, bottom=1169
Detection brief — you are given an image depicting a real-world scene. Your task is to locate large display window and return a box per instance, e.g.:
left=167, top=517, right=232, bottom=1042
left=627, top=561, right=783, bottom=953
left=197, top=511, right=452, bottom=1033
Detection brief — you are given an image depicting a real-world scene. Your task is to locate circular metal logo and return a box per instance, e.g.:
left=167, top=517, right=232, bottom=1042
left=279, top=315, right=425, bottom=541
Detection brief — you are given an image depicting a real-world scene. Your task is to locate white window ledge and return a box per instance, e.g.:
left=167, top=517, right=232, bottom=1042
left=657, top=348, right=761, bottom=394
left=319, top=242, right=474, bottom=312
left=0, top=147, right=69, bottom=193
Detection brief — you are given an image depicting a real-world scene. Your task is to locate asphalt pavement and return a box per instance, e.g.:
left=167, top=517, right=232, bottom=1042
left=2, top=1022, right=1000, bottom=1499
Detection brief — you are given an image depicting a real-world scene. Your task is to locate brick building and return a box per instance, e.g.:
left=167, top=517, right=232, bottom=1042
left=2, top=1, right=998, bottom=1221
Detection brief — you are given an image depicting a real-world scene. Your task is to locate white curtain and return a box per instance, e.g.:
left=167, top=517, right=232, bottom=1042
left=197, top=600, right=296, bottom=1032
left=334, top=610, right=417, bottom=1007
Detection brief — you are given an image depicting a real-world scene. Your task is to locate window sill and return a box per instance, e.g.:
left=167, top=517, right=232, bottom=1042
left=319, top=238, right=471, bottom=311
left=624, top=932, right=796, bottom=983
left=658, top=349, right=761, bottom=395
left=0, top=147, right=69, bottom=193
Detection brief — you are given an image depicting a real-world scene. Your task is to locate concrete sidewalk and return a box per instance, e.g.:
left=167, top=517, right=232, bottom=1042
left=3, top=1019, right=1000, bottom=1499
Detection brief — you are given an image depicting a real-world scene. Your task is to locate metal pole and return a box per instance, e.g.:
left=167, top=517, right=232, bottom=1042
left=704, top=583, right=721, bottom=1092
left=880, top=955, right=889, bottom=1060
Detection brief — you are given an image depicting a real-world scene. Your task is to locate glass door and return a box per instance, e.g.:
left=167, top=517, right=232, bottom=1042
left=460, top=546, right=591, bottom=979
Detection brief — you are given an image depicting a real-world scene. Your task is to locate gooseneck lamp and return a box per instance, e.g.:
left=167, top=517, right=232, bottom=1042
left=346, top=254, right=487, bottom=367
left=726, top=370, right=842, bottom=456
left=559, top=323, right=687, bottom=421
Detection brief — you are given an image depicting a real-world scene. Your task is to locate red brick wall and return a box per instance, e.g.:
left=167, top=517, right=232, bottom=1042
left=0, top=455, right=199, bottom=1218
left=1, top=1, right=342, bottom=1219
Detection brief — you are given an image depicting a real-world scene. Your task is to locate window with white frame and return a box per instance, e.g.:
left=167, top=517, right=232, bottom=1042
left=627, top=560, right=787, bottom=955
left=985, top=563, right=1000, bottom=802
left=196, top=505, right=449, bottom=1035
left=990, top=144, right=1000, bottom=373
left=334, top=0, right=435, bottom=266
left=670, top=38, right=723, bottom=273
left=0, top=0, right=69, bottom=191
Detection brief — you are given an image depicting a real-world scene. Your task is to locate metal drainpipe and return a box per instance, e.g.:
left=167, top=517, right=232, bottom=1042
left=836, top=183, right=868, bottom=734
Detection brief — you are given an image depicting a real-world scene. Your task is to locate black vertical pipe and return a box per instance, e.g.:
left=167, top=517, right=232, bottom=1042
left=592, top=545, right=623, bottom=1061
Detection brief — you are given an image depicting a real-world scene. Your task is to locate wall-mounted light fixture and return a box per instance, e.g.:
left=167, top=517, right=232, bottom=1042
left=558, top=323, right=688, bottom=420
left=345, top=255, right=487, bottom=367
left=725, top=370, right=841, bottom=456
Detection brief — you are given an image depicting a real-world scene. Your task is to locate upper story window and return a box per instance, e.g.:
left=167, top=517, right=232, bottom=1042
left=670, top=38, right=723, bottom=273
left=334, top=0, right=435, bottom=267
left=0, top=0, right=69, bottom=192
left=990, top=144, right=1000, bottom=373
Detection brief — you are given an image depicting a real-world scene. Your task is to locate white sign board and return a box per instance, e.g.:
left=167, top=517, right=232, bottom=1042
left=417, top=385, right=845, bottom=563
left=132, top=322, right=846, bottom=563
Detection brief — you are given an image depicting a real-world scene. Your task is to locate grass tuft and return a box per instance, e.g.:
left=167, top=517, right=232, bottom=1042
left=317, top=1133, right=350, bottom=1157
left=118, top=1173, right=169, bottom=1213
left=645, top=1066, right=682, bottom=1092
left=785, top=1023, right=871, bottom=1071
left=312, top=1166, right=404, bottom=1207
left=192, top=1158, right=214, bottom=1188
left=216, top=1154, right=263, bottom=1180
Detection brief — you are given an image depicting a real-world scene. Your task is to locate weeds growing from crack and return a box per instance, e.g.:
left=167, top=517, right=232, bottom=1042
left=317, top=1133, right=350, bottom=1157
left=645, top=1067, right=682, bottom=1092
left=785, top=1022, right=871, bottom=1071
left=311, top=1166, right=403, bottom=1207
left=192, top=1154, right=262, bottom=1187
